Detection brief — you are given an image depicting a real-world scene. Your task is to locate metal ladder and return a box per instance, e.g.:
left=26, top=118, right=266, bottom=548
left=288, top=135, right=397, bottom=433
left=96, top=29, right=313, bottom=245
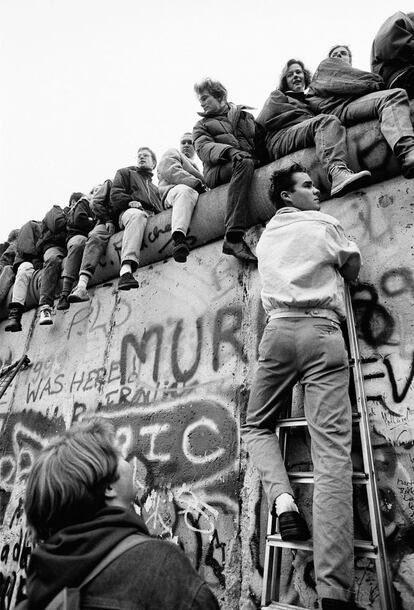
left=0, top=354, right=31, bottom=400
left=261, top=286, right=396, bottom=610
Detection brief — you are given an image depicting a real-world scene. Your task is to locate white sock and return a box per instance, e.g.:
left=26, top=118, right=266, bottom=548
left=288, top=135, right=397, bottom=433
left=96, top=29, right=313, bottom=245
left=120, top=263, right=132, bottom=276
left=275, top=493, right=299, bottom=516
left=78, top=274, right=89, bottom=290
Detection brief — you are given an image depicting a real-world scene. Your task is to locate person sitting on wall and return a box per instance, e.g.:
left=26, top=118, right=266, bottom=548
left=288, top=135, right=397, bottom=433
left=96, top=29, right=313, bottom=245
left=192, top=78, right=262, bottom=263
left=371, top=11, right=414, bottom=98
left=307, top=45, right=414, bottom=179
left=242, top=163, right=363, bottom=610
left=57, top=192, right=95, bottom=309
left=110, top=147, right=163, bottom=290
left=57, top=179, right=116, bottom=308
left=36, top=204, right=68, bottom=325
left=256, top=58, right=371, bottom=198
left=16, top=417, right=220, bottom=610
left=0, top=229, right=19, bottom=306
left=158, top=133, right=206, bottom=263
left=4, top=220, right=42, bottom=333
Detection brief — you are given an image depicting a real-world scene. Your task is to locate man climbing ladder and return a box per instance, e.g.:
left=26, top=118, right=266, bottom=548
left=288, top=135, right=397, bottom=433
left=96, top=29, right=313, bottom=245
left=242, top=163, right=362, bottom=610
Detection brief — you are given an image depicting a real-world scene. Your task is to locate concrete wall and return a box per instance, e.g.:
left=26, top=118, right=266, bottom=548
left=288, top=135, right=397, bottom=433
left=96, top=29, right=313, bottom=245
left=1, top=176, right=414, bottom=608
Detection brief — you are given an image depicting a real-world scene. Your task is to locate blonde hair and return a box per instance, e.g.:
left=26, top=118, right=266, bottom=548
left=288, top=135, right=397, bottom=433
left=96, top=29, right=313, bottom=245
left=25, top=418, right=119, bottom=541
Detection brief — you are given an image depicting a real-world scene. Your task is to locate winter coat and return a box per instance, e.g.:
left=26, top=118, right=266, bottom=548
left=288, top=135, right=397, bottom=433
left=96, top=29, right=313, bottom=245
left=36, top=205, right=67, bottom=256
left=0, top=241, right=17, bottom=271
left=193, top=103, right=262, bottom=187
left=157, top=149, right=205, bottom=203
left=13, top=220, right=42, bottom=273
left=256, top=90, right=314, bottom=151
left=307, top=58, right=385, bottom=119
left=371, top=11, right=414, bottom=87
left=110, top=167, right=162, bottom=216
left=66, top=196, right=95, bottom=241
left=17, top=506, right=219, bottom=610
left=89, top=179, right=118, bottom=225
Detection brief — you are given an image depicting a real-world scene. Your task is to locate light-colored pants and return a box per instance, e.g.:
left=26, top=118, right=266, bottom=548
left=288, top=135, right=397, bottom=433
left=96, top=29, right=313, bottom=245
left=11, top=262, right=34, bottom=306
left=339, top=87, right=414, bottom=150
left=119, top=208, right=149, bottom=271
left=242, top=316, right=354, bottom=602
left=164, top=184, right=198, bottom=234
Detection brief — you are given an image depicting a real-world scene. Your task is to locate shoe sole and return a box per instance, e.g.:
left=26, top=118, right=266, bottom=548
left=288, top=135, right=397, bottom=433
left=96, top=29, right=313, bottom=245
left=222, top=248, right=257, bottom=262
left=56, top=305, right=69, bottom=311
left=118, top=283, right=139, bottom=291
left=331, top=171, right=371, bottom=197
left=68, top=295, right=90, bottom=303
left=5, top=326, right=22, bottom=332
left=39, top=320, right=53, bottom=326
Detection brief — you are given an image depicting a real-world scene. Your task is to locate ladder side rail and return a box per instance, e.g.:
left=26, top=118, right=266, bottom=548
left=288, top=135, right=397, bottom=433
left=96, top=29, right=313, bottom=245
left=0, top=355, right=30, bottom=400
left=344, top=286, right=396, bottom=610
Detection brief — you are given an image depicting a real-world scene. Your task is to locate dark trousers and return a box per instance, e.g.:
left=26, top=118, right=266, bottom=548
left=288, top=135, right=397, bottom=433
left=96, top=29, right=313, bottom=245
left=39, top=246, right=66, bottom=307
left=210, top=156, right=255, bottom=235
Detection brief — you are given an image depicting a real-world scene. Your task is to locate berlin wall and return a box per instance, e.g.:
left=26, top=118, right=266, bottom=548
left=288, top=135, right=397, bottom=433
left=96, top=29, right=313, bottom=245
left=1, top=124, right=414, bottom=609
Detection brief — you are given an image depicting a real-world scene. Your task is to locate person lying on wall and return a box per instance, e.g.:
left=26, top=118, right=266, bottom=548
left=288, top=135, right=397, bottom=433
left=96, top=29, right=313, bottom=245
left=256, top=58, right=371, bottom=198
left=307, top=44, right=414, bottom=179
left=16, top=417, right=220, bottom=610
left=242, top=162, right=363, bottom=610
left=158, top=132, right=207, bottom=263
left=110, top=147, right=163, bottom=291
left=193, top=77, right=268, bottom=263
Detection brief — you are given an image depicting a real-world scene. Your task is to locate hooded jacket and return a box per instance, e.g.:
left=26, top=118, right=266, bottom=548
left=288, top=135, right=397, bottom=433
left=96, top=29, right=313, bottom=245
left=110, top=167, right=162, bottom=216
left=192, top=103, right=259, bottom=187
left=13, top=220, right=42, bottom=273
left=307, top=58, right=384, bottom=119
left=36, top=205, right=68, bottom=256
left=371, top=11, right=414, bottom=86
left=18, top=506, right=219, bottom=610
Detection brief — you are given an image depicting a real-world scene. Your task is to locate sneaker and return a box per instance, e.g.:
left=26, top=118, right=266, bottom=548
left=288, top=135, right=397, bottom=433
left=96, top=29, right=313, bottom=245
left=56, top=294, right=70, bottom=310
left=222, top=239, right=257, bottom=262
left=39, top=306, right=53, bottom=326
left=172, top=241, right=190, bottom=263
left=68, top=284, right=90, bottom=303
left=118, top=272, right=139, bottom=291
left=278, top=511, right=310, bottom=541
left=330, top=165, right=371, bottom=197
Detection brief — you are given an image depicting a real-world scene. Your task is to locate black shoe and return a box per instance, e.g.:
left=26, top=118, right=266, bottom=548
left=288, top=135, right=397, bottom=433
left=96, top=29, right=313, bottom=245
left=118, top=272, right=139, bottom=291
left=400, top=149, right=414, bottom=179
left=322, top=599, right=364, bottom=610
left=278, top=511, right=310, bottom=541
left=172, top=240, right=190, bottom=263
left=5, top=305, right=23, bottom=332
left=222, top=238, right=257, bottom=262
left=56, top=294, right=70, bottom=310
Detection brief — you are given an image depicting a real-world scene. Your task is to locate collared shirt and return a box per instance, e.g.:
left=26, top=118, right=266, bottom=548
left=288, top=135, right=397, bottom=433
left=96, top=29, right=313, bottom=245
left=257, top=207, right=361, bottom=322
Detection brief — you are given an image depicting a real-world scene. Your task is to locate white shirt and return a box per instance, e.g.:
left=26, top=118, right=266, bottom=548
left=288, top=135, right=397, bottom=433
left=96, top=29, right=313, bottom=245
left=257, top=207, right=361, bottom=322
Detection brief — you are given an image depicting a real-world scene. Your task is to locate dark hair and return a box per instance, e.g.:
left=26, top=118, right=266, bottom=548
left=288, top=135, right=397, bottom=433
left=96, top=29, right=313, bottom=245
left=279, top=59, right=312, bottom=93
left=137, top=146, right=157, bottom=166
left=328, top=44, right=352, bottom=63
left=69, top=192, right=84, bottom=206
left=24, top=417, right=119, bottom=541
left=269, top=163, right=308, bottom=210
left=194, top=78, right=228, bottom=102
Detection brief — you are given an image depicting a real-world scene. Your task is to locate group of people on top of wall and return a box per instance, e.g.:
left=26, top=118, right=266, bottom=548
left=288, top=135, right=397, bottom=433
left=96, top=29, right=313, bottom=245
left=1, top=10, right=413, bottom=335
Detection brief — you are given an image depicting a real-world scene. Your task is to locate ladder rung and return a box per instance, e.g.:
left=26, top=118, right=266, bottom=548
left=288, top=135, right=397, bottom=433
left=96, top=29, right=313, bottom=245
left=262, top=602, right=307, bottom=610
left=276, top=413, right=360, bottom=429
left=266, top=534, right=377, bottom=558
left=288, top=471, right=368, bottom=484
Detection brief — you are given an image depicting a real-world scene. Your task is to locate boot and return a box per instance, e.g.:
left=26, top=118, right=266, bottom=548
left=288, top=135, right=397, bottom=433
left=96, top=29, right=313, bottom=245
left=394, top=136, right=414, bottom=179
left=5, top=303, right=23, bottom=332
left=329, top=164, right=371, bottom=197
left=172, top=231, right=190, bottom=263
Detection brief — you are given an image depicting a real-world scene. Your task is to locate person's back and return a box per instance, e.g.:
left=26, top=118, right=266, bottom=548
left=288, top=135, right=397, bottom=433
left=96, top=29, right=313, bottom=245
left=18, top=418, right=219, bottom=610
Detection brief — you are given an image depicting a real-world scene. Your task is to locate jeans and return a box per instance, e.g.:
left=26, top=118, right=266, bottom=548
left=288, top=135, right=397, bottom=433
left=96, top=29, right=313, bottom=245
left=209, top=156, right=254, bottom=235
left=0, top=266, right=15, bottom=304
left=80, top=224, right=112, bottom=278
left=242, top=317, right=354, bottom=602
left=119, top=208, right=149, bottom=271
left=271, top=114, right=348, bottom=173
left=10, top=262, right=34, bottom=306
left=164, top=185, right=198, bottom=234
left=62, top=235, right=87, bottom=281
left=338, top=88, right=414, bottom=150
left=39, top=246, right=66, bottom=306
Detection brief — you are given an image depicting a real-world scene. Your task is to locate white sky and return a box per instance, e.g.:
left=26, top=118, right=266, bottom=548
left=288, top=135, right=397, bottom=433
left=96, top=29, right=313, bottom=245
left=1, top=0, right=412, bottom=242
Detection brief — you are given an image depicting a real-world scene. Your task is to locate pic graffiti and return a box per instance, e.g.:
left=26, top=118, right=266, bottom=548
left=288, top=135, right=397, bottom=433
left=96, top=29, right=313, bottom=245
left=1, top=237, right=414, bottom=610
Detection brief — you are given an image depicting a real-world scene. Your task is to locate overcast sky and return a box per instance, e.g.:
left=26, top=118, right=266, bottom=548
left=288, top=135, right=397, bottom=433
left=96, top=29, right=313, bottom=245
left=1, top=0, right=412, bottom=242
